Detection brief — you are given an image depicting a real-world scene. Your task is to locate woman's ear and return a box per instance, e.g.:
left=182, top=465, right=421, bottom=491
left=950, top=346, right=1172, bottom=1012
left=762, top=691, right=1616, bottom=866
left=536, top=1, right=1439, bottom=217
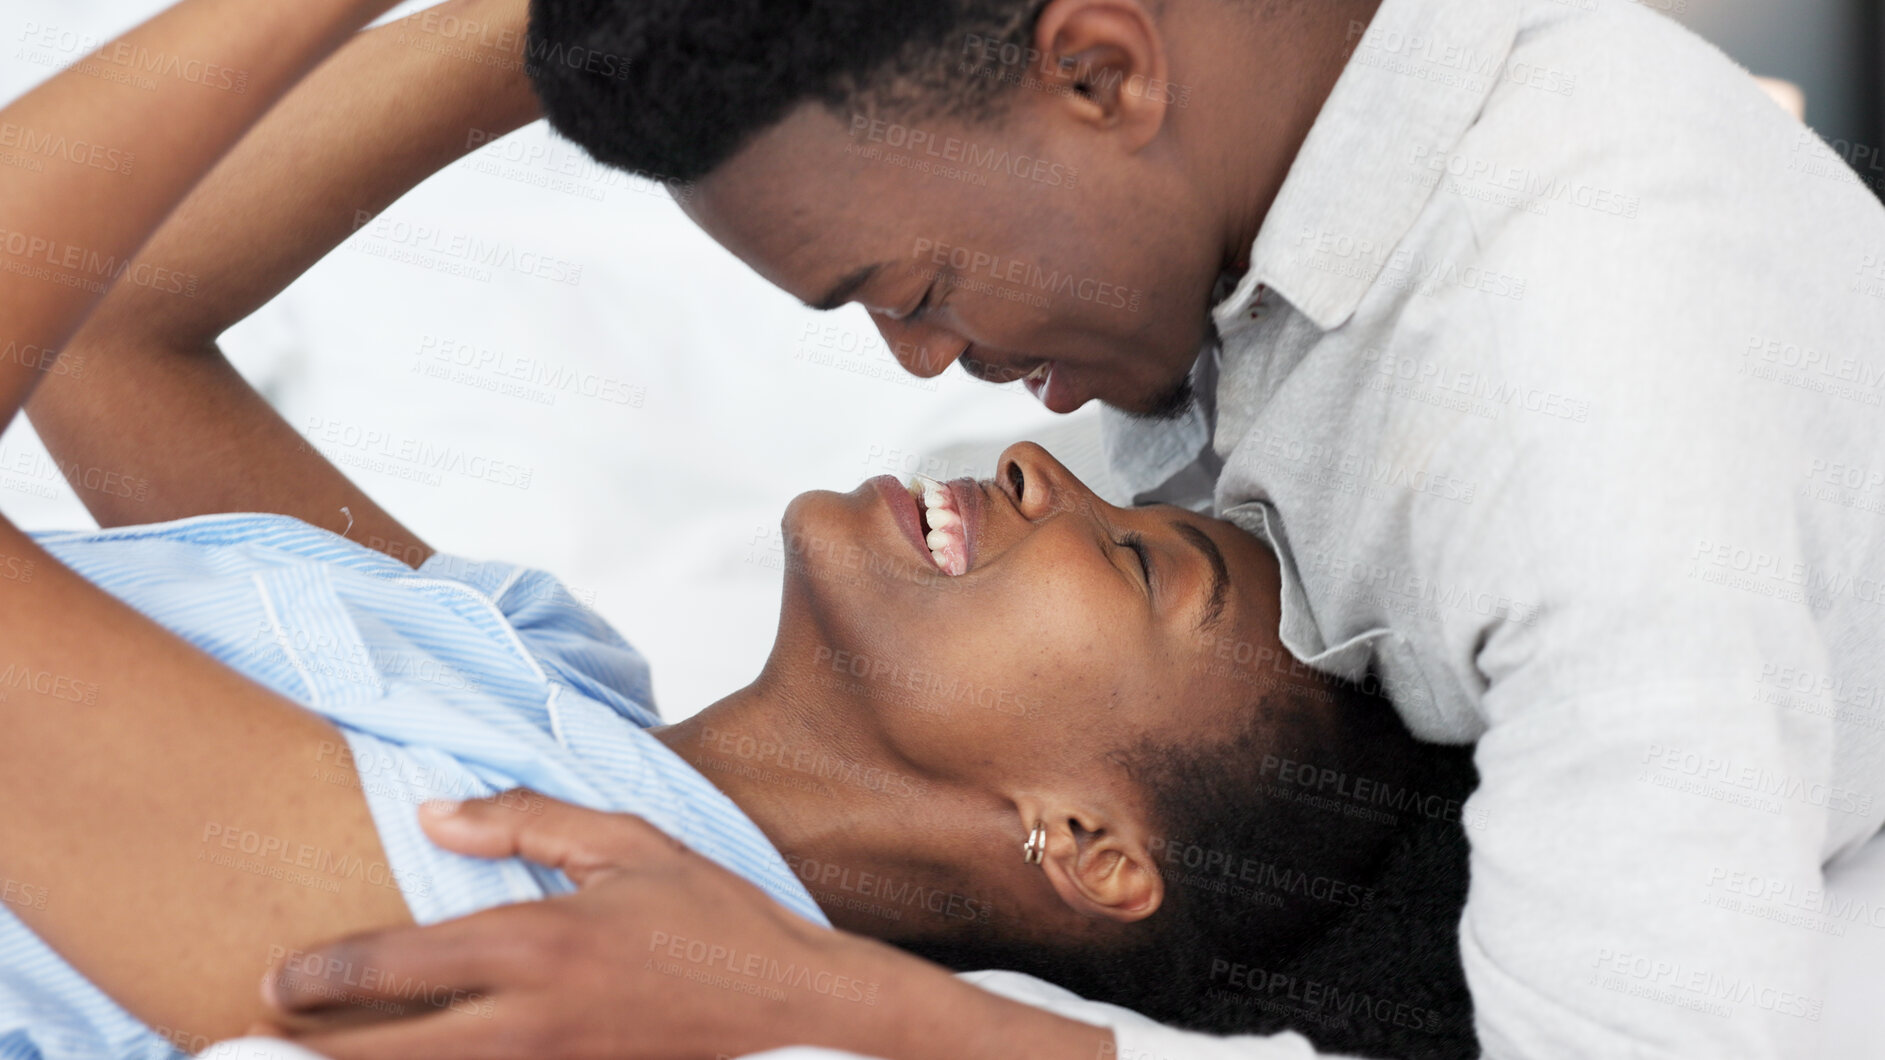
left=1034, top=809, right=1165, bottom=923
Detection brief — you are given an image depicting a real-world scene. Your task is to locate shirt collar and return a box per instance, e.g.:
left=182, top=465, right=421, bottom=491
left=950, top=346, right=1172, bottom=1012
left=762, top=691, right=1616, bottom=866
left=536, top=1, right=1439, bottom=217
left=1212, top=0, right=1521, bottom=332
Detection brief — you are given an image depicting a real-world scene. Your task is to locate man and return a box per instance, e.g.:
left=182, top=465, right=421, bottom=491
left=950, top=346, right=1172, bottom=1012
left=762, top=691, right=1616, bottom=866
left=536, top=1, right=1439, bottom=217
left=32, top=0, right=1885, bottom=1057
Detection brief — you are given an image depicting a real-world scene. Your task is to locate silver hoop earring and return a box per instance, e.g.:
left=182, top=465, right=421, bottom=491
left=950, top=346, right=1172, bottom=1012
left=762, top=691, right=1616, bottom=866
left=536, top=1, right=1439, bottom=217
left=1023, top=821, right=1048, bottom=865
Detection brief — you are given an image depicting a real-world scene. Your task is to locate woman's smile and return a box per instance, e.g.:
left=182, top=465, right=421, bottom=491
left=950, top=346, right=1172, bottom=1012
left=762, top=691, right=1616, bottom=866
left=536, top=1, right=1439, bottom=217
left=869, top=474, right=986, bottom=576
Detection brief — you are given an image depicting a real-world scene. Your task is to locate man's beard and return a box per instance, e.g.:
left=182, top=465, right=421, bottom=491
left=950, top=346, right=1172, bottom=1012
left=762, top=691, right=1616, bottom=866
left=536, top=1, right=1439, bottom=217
left=1125, top=374, right=1196, bottom=422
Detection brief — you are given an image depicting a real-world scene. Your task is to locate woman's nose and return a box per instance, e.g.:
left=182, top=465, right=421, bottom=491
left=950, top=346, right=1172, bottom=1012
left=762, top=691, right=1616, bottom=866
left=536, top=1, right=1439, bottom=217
left=996, top=441, right=1100, bottom=522
left=869, top=312, right=963, bottom=378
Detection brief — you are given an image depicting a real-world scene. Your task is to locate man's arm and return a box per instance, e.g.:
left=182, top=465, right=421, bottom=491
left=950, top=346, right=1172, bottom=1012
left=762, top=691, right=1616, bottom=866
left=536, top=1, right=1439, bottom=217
left=0, top=0, right=456, bottom=1044
left=26, top=0, right=541, bottom=563
left=265, top=795, right=1367, bottom=1060
left=269, top=796, right=1136, bottom=1060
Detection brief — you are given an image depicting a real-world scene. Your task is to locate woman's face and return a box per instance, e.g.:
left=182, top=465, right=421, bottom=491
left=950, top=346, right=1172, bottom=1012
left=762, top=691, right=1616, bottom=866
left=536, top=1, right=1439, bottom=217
left=773, top=441, right=1289, bottom=804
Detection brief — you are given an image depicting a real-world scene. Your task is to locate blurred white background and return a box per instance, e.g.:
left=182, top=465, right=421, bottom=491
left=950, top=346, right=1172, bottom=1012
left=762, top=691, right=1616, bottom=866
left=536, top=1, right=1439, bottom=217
left=0, top=0, right=1101, bottom=720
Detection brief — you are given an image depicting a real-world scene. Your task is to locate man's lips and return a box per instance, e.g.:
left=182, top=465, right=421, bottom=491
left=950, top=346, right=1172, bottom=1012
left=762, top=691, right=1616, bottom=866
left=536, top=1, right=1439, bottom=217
left=964, top=354, right=1083, bottom=413
left=1022, top=362, right=1082, bottom=413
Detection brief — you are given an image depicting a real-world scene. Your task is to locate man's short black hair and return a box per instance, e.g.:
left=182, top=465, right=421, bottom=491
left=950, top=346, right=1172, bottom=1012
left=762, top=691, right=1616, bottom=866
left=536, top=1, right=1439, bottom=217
left=526, top=0, right=1048, bottom=183
left=900, top=677, right=1480, bottom=1060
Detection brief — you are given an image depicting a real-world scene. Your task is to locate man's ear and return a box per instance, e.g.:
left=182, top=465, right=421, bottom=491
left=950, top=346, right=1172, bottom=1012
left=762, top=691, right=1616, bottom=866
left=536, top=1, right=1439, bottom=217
left=1036, top=809, right=1165, bottom=923
left=1027, top=0, right=1172, bottom=150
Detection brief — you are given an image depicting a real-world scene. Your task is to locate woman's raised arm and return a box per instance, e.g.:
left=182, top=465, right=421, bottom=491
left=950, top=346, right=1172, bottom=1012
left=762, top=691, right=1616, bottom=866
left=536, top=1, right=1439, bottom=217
left=0, top=0, right=454, bottom=1045
left=25, top=0, right=542, bottom=565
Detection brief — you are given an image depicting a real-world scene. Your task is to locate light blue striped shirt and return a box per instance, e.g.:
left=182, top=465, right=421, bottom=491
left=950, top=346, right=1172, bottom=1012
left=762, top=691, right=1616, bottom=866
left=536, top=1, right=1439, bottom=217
left=0, top=513, right=826, bottom=1060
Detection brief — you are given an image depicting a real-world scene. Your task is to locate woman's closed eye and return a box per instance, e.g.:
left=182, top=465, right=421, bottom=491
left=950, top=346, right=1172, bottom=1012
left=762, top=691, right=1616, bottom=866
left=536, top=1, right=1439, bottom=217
left=1116, top=531, right=1153, bottom=592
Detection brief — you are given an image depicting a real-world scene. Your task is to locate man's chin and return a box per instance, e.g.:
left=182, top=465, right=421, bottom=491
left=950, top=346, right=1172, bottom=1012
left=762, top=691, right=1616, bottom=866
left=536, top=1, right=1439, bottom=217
left=1118, top=374, right=1197, bottom=422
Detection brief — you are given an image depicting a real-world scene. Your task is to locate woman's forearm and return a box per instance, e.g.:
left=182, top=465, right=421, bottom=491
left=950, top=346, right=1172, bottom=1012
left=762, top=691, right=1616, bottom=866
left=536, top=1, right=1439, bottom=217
left=67, top=0, right=542, bottom=356
left=0, top=0, right=430, bottom=1044
left=27, top=341, right=435, bottom=563
left=27, top=0, right=539, bottom=555
left=0, top=0, right=402, bottom=380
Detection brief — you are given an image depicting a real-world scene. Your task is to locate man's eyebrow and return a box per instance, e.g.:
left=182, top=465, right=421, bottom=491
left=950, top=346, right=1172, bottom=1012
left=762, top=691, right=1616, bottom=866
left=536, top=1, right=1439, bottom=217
left=1173, top=520, right=1230, bottom=632
left=807, top=263, right=884, bottom=311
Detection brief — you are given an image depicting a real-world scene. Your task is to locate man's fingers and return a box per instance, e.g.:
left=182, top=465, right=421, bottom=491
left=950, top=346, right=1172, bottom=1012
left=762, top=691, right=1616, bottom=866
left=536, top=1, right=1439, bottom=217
left=277, top=1006, right=513, bottom=1060
left=420, top=790, right=686, bottom=886
left=263, top=916, right=495, bottom=1018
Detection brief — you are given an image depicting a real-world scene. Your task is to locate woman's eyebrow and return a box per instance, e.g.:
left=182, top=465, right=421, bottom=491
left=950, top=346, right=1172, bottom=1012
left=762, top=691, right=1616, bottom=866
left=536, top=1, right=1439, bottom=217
left=1173, top=521, right=1230, bottom=632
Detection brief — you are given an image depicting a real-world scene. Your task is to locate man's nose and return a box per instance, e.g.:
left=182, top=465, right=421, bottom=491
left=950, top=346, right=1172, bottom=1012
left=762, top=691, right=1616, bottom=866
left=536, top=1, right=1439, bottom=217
left=870, top=312, right=963, bottom=378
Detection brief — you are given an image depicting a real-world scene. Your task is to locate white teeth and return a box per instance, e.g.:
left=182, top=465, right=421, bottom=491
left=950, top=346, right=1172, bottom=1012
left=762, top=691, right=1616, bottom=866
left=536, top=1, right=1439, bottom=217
left=907, top=473, right=967, bottom=576
left=1024, top=363, right=1051, bottom=383
left=909, top=473, right=954, bottom=518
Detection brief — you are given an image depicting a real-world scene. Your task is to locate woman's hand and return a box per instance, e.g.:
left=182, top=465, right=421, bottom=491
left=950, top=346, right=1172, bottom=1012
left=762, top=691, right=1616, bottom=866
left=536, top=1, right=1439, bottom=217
left=259, top=793, right=1118, bottom=1060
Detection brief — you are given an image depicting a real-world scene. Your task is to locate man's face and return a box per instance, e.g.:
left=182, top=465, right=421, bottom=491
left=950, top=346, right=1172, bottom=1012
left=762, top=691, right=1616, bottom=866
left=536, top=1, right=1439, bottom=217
left=682, top=100, right=1226, bottom=415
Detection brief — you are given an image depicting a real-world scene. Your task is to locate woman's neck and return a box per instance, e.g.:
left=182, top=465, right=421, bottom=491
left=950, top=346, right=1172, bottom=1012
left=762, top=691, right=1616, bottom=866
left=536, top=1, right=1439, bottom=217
left=653, top=680, right=868, bottom=865
left=651, top=680, right=995, bottom=939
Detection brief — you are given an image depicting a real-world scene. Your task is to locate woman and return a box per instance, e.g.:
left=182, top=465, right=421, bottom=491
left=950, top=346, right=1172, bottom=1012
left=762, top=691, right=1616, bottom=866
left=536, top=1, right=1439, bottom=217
left=0, top=2, right=1473, bottom=1058
left=7, top=446, right=1476, bottom=1059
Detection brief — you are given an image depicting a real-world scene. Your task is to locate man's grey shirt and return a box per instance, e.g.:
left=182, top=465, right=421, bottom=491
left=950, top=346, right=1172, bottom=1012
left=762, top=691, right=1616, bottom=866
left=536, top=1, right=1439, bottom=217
left=1103, top=0, right=1885, bottom=1056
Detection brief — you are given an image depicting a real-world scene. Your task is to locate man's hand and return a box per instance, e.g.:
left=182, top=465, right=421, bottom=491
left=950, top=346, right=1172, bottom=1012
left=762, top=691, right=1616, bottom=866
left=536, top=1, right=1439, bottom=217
left=257, top=794, right=857, bottom=1058
left=257, top=793, right=1117, bottom=1060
